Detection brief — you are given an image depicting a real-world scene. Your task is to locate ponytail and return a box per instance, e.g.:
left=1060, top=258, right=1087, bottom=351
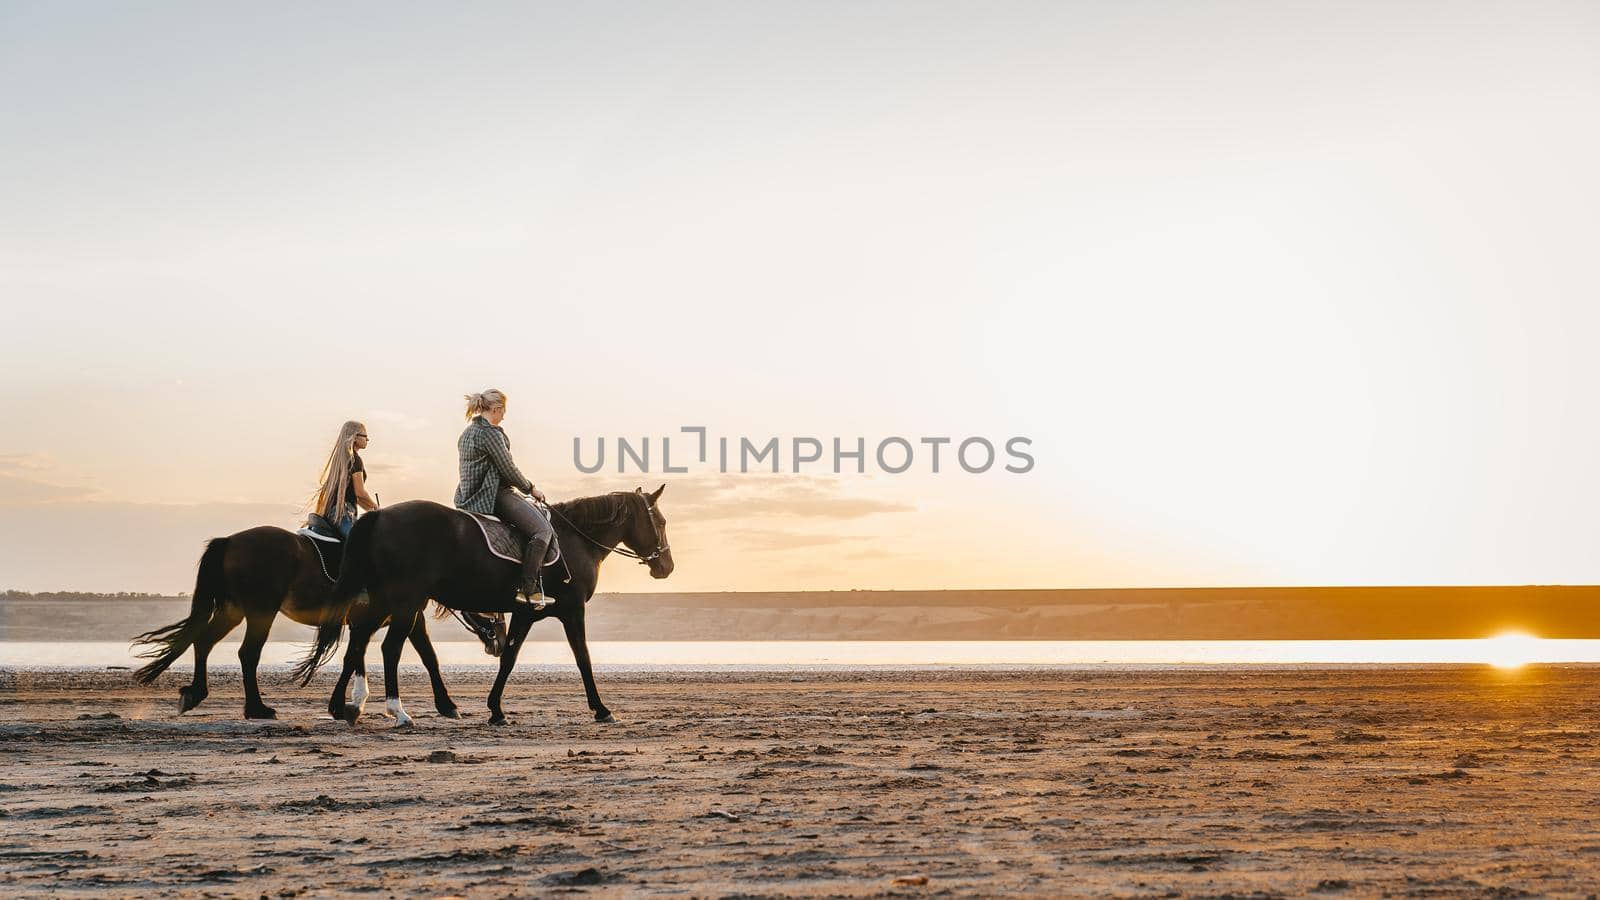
left=464, top=389, right=508, bottom=420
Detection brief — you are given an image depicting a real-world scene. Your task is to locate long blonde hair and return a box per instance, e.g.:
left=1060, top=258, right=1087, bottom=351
left=464, top=389, right=507, bottom=420
left=311, top=420, right=365, bottom=522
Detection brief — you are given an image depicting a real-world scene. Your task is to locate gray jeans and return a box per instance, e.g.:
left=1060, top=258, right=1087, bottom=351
left=494, top=488, right=559, bottom=578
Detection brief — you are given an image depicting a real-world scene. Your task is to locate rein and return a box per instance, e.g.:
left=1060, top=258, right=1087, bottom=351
left=546, top=493, right=668, bottom=566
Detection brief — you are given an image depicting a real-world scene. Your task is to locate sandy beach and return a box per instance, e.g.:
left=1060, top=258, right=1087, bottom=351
left=2, top=664, right=1597, bottom=897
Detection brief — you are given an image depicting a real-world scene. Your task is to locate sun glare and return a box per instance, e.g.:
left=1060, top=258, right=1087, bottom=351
left=1481, top=631, right=1542, bottom=669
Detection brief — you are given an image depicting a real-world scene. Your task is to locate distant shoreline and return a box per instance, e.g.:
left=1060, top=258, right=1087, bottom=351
left=4, top=586, right=1600, bottom=642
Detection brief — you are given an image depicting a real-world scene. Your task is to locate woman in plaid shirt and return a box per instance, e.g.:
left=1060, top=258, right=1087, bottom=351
left=456, top=389, right=558, bottom=605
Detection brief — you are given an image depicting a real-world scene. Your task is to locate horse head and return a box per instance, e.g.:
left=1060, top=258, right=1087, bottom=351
left=626, top=484, right=673, bottom=579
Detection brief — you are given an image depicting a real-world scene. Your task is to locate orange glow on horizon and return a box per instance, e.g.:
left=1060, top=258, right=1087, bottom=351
left=1480, top=631, right=1543, bottom=670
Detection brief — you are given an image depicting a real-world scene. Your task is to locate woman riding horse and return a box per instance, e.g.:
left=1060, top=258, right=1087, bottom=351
left=294, top=486, right=673, bottom=725
left=310, top=420, right=378, bottom=539
left=456, top=389, right=559, bottom=605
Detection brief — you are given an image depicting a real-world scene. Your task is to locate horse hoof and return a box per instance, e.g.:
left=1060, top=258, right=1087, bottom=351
left=438, top=707, right=462, bottom=720
left=245, top=706, right=277, bottom=720
left=489, top=713, right=508, bottom=726
left=594, top=710, right=616, bottom=724
left=340, top=705, right=361, bottom=726
left=178, top=688, right=205, bottom=714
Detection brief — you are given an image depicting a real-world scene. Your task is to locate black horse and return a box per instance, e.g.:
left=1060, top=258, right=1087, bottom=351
left=293, top=486, right=673, bottom=725
left=132, top=525, right=501, bottom=719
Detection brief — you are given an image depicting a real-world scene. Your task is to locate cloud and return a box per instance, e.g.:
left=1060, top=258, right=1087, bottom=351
left=0, top=454, right=49, bottom=473
left=0, top=453, right=102, bottom=506
left=612, top=474, right=915, bottom=522
left=0, top=499, right=303, bottom=592
left=366, top=410, right=433, bottom=432
left=735, top=530, right=854, bottom=551
left=0, top=472, right=97, bottom=505
left=778, top=563, right=846, bottom=580
left=361, top=456, right=429, bottom=478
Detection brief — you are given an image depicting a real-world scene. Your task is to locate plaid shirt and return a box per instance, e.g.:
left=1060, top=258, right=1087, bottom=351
left=454, top=416, right=534, bottom=514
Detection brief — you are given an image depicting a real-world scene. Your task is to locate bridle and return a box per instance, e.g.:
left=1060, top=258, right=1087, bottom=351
left=546, top=491, right=669, bottom=566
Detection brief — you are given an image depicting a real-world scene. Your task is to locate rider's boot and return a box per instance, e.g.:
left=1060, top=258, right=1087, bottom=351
left=518, top=544, right=551, bottom=610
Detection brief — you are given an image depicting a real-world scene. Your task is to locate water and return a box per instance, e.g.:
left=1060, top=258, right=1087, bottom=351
left=4, top=637, right=1600, bottom=670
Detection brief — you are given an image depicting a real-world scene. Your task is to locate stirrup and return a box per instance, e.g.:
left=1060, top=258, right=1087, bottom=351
left=517, top=586, right=553, bottom=610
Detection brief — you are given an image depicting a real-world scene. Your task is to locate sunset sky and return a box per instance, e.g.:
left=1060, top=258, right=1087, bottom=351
left=3, top=1, right=1598, bottom=594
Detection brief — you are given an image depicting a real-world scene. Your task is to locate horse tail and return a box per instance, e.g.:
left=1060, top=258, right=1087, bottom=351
left=292, top=510, right=378, bottom=686
left=132, top=537, right=229, bottom=684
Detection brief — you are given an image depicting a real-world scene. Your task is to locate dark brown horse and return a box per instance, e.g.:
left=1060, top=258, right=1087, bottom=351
left=132, top=525, right=501, bottom=719
left=293, top=487, right=673, bottom=726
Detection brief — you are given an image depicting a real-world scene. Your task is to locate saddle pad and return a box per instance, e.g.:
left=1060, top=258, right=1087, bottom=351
left=465, top=511, right=524, bottom=564
left=297, top=529, right=344, bottom=583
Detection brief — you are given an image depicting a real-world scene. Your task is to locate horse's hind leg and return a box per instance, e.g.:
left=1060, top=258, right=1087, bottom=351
left=179, top=605, right=243, bottom=714
left=350, top=654, right=369, bottom=714
left=407, top=619, right=460, bottom=719
left=380, top=607, right=422, bottom=727
left=238, top=611, right=277, bottom=720
left=328, top=623, right=377, bottom=724
left=346, top=624, right=377, bottom=719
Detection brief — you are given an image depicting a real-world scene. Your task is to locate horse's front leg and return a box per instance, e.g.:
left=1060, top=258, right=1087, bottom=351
left=487, top=608, right=536, bottom=726
left=561, top=607, right=613, bottom=723
left=407, top=618, right=460, bottom=719
left=329, top=623, right=376, bottom=724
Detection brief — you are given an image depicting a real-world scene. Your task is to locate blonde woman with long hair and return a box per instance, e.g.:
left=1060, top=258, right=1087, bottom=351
left=455, top=389, right=557, bottom=604
left=311, top=420, right=378, bottom=539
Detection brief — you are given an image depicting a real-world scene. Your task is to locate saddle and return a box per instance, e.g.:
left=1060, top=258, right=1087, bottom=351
left=297, top=516, right=345, bottom=583
left=463, top=511, right=533, bottom=564
left=303, top=514, right=342, bottom=542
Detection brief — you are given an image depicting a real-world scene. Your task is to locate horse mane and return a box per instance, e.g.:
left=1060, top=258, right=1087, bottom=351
left=551, top=492, right=631, bottom=530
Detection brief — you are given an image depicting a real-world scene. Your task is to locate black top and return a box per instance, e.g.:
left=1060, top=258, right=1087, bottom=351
left=344, top=452, right=365, bottom=511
